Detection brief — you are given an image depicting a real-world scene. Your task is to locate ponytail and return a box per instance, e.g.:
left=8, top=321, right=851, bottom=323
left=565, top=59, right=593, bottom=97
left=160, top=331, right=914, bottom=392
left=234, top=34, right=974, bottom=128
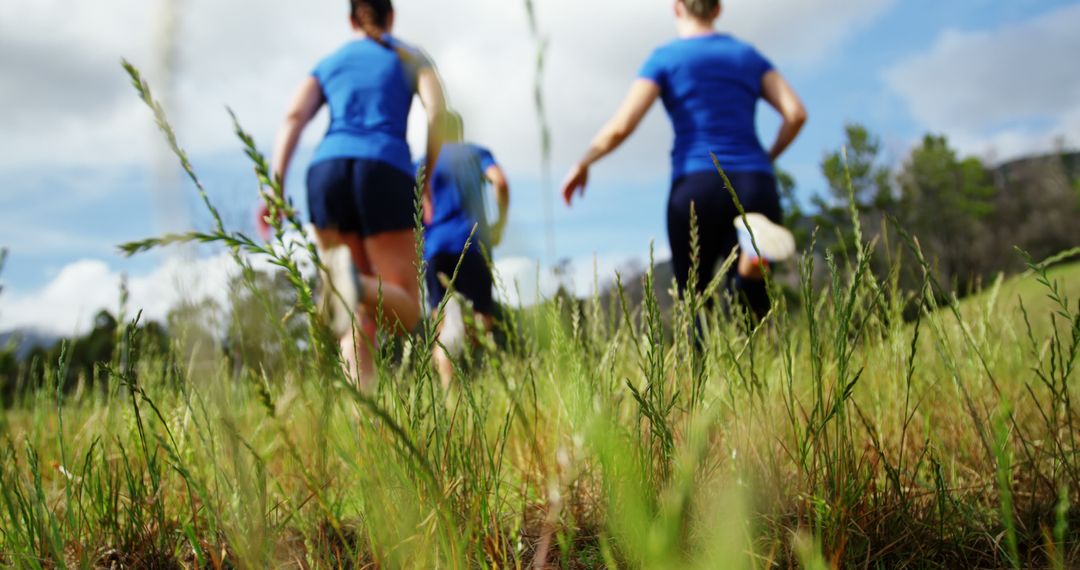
left=349, top=0, right=413, bottom=64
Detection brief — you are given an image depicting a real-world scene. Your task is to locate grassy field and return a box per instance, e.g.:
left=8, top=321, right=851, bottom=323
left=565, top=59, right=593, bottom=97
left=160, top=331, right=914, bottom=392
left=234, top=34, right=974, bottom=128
left=1, top=67, right=1078, bottom=569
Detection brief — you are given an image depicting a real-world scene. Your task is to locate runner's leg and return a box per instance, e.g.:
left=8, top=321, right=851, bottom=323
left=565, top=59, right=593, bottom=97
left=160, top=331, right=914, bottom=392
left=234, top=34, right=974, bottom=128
left=429, top=249, right=497, bottom=390
left=426, top=254, right=458, bottom=389
left=360, top=229, right=423, bottom=334
left=312, top=227, right=379, bottom=390
left=731, top=171, right=782, bottom=318
left=668, top=172, right=732, bottom=304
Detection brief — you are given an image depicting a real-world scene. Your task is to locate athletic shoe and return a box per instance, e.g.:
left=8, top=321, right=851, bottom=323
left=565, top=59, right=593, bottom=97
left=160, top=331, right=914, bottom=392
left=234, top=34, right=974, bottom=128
left=439, top=294, right=467, bottom=357
left=734, top=213, right=796, bottom=263
left=317, top=244, right=360, bottom=338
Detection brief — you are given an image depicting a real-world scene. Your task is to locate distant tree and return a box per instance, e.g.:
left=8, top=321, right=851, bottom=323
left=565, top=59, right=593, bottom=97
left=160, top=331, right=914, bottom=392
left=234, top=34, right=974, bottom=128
left=167, top=297, right=223, bottom=373
left=0, top=248, right=13, bottom=396
left=822, top=124, right=894, bottom=208
left=13, top=310, right=169, bottom=398
left=896, top=135, right=997, bottom=292
left=815, top=124, right=895, bottom=258
left=810, top=128, right=1073, bottom=298
left=224, top=269, right=307, bottom=378
left=44, top=310, right=121, bottom=390
left=0, top=338, right=16, bottom=402
left=776, top=168, right=811, bottom=250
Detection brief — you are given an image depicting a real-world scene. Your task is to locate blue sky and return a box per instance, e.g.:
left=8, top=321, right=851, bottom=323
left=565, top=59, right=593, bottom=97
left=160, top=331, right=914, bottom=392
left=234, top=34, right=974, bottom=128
left=1, top=0, right=1078, bottom=333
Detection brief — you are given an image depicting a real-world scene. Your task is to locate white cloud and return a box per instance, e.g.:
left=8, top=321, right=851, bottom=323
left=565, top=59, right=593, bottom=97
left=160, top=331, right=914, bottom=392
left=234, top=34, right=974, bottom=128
left=492, top=257, right=561, bottom=308
left=722, top=0, right=895, bottom=66
left=492, top=248, right=669, bottom=308
left=0, top=222, right=329, bottom=335
left=885, top=3, right=1080, bottom=161
left=0, top=254, right=236, bottom=335
left=0, top=0, right=161, bottom=169
left=0, top=0, right=896, bottom=328
left=0, top=246, right=666, bottom=334
left=0, top=0, right=894, bottom=176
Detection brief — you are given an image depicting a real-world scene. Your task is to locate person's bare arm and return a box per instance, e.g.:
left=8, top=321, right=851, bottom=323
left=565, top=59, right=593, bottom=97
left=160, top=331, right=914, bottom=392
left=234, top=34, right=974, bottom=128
left=271, top=76, right=325, bottom=196
left=761, top=70, right=807, bottom=162
left=416, top=66, right=447, bottom=223
left=560, top=79, right=660, bottom=205
left=485, top=165, right=510, bottom=246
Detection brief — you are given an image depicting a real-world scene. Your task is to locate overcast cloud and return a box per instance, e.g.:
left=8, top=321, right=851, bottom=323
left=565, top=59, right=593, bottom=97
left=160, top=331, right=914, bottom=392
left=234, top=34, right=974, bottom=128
left=0, top=0, right=895, bottom=175
left=885, top=3, right=1080, bottom=159
left=0, top=255, right=234, bottom=336
left=8, top=0, right=1075, bottom=335
left=0, top=248, right=630, bottom=335
left=1, top=0, right=908, bottom=334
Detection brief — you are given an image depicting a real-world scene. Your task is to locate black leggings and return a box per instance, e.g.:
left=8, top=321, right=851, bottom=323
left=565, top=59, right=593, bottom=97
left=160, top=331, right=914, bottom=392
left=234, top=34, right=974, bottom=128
left=667, top=170, right=781, bottom=316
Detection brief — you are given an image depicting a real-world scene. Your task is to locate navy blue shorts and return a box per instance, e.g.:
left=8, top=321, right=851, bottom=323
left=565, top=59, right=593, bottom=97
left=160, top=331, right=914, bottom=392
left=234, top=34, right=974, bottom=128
left=425, top=249, right=496, bottom=314
left=306, top=158, right=416, bottom=237
left=667, top=170, right=780, bottom=313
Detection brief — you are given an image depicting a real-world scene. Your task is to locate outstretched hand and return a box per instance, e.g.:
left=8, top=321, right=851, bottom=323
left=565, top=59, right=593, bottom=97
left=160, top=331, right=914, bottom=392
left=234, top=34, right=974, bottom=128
left=560, top=162, right=589, bottom=206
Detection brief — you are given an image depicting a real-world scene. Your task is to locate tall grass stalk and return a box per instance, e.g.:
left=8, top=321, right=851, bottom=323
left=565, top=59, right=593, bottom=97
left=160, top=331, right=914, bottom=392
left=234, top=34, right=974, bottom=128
left=0, top=63, right=1078, bottom=569
left=0, top=247, right=8, bottom=298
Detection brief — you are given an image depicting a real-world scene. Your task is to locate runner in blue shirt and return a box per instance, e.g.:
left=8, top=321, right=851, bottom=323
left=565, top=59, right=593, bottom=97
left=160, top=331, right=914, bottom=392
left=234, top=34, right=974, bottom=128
left=560, top=0, right=807, bottom=319
left=420, top=111, right=510, bottom=388
left=268, top=0, right=447, bottom=389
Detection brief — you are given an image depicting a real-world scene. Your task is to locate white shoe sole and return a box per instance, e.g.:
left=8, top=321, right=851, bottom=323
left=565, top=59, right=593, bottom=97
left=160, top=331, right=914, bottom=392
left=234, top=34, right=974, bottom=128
left=734, top=213, right=796, bottom=262
left=439, top=295, right=467, bottom=357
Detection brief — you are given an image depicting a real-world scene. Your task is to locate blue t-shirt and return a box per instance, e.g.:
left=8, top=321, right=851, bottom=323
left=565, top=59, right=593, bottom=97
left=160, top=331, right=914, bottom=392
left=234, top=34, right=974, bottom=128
left=311, top=36, right=431, bottom=176
left=639, top=33, right=774, bottom=179
left=421, top=143, right=498, bottom=259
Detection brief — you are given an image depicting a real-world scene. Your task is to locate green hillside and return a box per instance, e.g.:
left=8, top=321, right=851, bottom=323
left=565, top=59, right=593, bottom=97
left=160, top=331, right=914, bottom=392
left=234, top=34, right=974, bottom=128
left=960, top=260, right=1080, bottom=334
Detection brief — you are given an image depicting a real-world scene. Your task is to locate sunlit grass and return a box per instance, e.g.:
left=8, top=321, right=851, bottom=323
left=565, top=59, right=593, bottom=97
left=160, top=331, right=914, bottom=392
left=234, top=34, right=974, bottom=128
left=0, top=62, right=1078, bottom=570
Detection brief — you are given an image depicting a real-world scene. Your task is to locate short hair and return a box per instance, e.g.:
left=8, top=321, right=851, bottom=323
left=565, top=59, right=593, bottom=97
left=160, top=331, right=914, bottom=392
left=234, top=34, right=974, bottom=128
left=682, top=0, right=719, bottom=20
